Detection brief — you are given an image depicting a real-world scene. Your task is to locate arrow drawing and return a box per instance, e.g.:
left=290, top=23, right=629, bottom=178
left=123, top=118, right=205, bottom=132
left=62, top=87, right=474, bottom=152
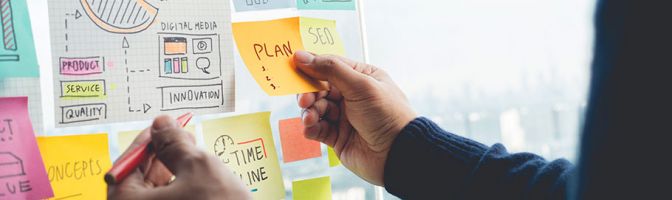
left=122, top=36, right=130, bottom=48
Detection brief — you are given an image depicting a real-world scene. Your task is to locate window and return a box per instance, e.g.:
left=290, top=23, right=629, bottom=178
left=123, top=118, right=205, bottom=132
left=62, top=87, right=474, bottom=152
left=21, top=0, right=595, bottom=199
left=362, top=0, right=594, bottom=198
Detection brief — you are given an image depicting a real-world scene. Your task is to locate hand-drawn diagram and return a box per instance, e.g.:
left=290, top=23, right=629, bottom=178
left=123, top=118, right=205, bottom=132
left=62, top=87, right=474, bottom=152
left=0, top=0, right=39, bottom=78
left=79, top=0, right=158, bottom=34
left=0, top=152, right=26, bottom=179
left=1, top=0, right=19, bottom=62
left=158, top=33, right=222, bottom=80
left=49, top=0, right=235, bottom=127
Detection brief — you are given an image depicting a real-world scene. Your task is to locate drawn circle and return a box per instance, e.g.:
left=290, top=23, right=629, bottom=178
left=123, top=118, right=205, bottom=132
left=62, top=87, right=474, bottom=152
left=196, top=57, right=211, bottom=69
left=213, top=135, right=234, bottom=163
left=197, top=41, right=209, bottom=51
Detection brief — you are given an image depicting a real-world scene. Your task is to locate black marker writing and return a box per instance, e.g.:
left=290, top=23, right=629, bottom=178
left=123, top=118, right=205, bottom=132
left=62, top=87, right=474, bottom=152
left=253, top=41, right=293, bottom=61
left=47, top=159, right=104, bottom=182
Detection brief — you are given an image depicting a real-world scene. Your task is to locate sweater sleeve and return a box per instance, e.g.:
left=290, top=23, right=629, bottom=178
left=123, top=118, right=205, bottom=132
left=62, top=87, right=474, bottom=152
left=384, top=117, right=575, bottom=199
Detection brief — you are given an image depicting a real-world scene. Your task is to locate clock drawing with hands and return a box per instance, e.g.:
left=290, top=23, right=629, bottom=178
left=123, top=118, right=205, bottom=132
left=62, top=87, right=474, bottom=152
left=213, top=135, right=235, bottom=164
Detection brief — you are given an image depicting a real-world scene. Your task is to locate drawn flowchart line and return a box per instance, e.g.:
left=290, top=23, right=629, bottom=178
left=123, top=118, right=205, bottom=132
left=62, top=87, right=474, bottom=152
left=122, top=38, right=152, bottom=113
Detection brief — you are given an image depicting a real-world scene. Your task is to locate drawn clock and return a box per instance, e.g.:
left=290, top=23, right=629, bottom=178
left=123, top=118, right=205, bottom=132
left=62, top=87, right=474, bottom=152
left=213, top=135, right=235, bottom=164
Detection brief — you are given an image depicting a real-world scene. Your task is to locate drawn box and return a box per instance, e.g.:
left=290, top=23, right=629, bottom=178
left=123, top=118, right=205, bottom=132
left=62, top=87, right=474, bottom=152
left=158, top=33, right=222, bottom=80
left=157, top=82, right=224, bottom=111
left=59, top=57, right=105, bottom=76
left=0, top=152, right=26, bottom=179
left=59, top=103, right=107, bottom=124
left=60, top=79, right=106, bottom=98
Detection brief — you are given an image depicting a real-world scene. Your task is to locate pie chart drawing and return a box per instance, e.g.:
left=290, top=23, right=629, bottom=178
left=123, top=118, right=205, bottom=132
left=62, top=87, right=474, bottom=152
left=80, top=0, right=159, bottom=34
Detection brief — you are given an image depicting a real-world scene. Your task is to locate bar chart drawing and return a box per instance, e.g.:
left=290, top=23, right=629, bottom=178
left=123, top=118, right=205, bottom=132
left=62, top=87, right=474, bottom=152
left=158, top=33, right=222, bottom=80
left=1, top=0, right=19, bottom=62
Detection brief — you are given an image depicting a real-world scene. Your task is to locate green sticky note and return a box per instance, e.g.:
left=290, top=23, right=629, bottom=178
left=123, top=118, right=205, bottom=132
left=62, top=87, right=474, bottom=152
left=297, top=0, right=356, bottom=10
left=0, top=0, right=39, bottom=78
left=292, top=176, right=332, bottom=200
left=300, top=17, right=346, bottom=56
left=328, top=146, right=341, bottom=167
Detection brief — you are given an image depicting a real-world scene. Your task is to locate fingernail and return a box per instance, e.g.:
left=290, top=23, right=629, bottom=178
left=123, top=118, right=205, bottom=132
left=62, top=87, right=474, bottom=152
left=295, top=51, right=315, bottom=64
left=301, top=109, right=309, bottom=121
left=152, top=116, right=177, bottom=132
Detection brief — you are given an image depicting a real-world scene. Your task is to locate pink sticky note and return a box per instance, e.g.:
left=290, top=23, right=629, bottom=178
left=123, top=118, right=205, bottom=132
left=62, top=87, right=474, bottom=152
left=279, top=118, right=322, bottom=163
left=0, top=97, right=53, bottom=199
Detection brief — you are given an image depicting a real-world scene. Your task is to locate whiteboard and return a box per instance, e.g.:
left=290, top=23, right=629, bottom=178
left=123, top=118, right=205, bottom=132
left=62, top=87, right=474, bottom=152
left=23, top=0, right=378, bottom=199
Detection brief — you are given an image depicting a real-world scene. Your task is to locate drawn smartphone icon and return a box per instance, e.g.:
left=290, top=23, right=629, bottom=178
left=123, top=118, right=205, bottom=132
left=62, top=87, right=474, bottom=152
left=164, top=37, right=187, bottom=55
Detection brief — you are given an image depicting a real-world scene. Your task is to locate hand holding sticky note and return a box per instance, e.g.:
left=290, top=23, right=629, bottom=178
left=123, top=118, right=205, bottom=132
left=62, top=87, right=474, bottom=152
left=233, top=17, right=346, bottom=96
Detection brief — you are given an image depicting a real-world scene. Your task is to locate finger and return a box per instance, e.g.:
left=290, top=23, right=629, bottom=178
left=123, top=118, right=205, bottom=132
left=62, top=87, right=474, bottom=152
left=312, top=99, right=340, bottom=122
left=326, top=85, right=343, bottom=102
left=294, top=51, right=374, bottom=97
left=316, top=90, right=329, bottom=99
left=140, top=133, right=196, bottom=186
left=333, top=102, right=353, bottom=153
left=304, top=120, right=338, bottom=147
left=302, top=106, right=320, bottom=128
left=301, top=99, right=340, bottom=127
left=150, top=115, right=201, bottom=176
left=108, top=169, right=155, bottom=199
left=326, top=55, right=390, bottom=81
left=142, top=155, right=173, bottom=186
left=298, top=92, right=317, bottom=109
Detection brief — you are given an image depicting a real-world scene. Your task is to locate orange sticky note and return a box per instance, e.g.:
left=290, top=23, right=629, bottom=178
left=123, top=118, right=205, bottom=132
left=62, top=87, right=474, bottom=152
left=233, top=17, right=327, bottom=96
left=279, top=118, right=322, bottom=163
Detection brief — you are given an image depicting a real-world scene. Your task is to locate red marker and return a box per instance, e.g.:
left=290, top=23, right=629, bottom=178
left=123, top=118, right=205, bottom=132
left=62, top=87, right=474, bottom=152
left=104, top=112, right=193, bottom=185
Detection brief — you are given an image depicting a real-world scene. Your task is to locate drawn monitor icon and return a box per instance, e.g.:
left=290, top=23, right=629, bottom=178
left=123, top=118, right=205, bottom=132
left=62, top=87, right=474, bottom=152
left=80, top=0, right=159, bottom=34
left=164, top=37, right=187, bottom=55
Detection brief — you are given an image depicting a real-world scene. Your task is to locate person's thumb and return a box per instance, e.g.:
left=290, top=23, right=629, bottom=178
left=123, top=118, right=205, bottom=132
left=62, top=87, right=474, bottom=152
left=295, top=51, right=373, bottom=96
left=150, top=115, right=200, bottom=176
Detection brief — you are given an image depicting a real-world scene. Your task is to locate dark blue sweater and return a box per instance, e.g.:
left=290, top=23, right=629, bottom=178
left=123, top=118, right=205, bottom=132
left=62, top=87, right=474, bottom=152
left=384, top=118, right=573, bottom=199
left=384, top=0, right=672, bottom=199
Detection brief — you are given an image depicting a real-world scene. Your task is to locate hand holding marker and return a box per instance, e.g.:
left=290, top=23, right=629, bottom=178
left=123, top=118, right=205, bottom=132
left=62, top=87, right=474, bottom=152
left=104, top=112, right=193, bottom=184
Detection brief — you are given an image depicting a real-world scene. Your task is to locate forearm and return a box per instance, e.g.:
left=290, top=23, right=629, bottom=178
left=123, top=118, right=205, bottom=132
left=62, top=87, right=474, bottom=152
left=384, top=117, right=575, bottom=199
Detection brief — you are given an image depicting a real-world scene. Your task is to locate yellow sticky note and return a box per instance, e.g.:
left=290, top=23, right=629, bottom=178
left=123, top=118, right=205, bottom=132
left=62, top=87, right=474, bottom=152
left=328, top=147, right=341, bottom=167
left=117, top=125, right=196, bottom=152
left=300, top=17, right=346, bottom=56
left=37, top=134, right=112, bottom=200
left=233, top=17, right=327, bottom=96
left=292, top=176, right=332, bottom=200
left=202, top=112, right=285, bottom=199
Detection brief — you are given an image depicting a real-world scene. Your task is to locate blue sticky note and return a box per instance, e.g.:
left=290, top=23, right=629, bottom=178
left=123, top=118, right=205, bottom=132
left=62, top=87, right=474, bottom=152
left=232, top=0, right=292, bottom=12
left=297, top=0, right=356, bottom=10
left=0, top=0, right=39, bottom=78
